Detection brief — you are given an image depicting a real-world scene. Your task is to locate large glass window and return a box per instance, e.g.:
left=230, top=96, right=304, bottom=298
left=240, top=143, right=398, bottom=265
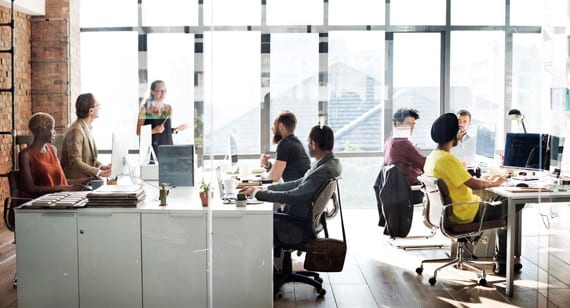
left=142, top=0, right=198, bottom=26
left=390, top=0, right=446, bottom=26
left=204, top=0, right=261, bottom=26
left=80, top=0, right=138, bottom=28
left=147, top=33, right=195, bottom=145
left=266, top=0, right=323, bottom=25
left=270, top=33, right=319, bottom=147
left=451, top=0, right=505, bottom=26
left=328, top=0, right=385, bottom=25
left=203, top=31, right=261, bottom=156
left=80, top=32, right=139, bottom=149
left=328, top=31, right=385, bottom=152
left=510, top=0, right=544, bottom=26
left=393, top=33, right=441, bottom=149
left=450, top=31, right=505, bottom=148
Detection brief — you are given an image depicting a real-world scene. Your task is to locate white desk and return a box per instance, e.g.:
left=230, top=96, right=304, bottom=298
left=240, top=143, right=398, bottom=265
left=15, top=185, right=273, bottom=308
left=487, top=186, right=570, bottom=297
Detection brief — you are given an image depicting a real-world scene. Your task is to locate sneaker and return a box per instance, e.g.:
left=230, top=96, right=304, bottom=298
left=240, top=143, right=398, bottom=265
left=494, top=263, right=523, bottom=276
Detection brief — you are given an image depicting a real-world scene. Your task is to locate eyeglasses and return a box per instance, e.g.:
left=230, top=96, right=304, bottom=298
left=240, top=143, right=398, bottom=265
left=93, top=103, right=101, bottom=108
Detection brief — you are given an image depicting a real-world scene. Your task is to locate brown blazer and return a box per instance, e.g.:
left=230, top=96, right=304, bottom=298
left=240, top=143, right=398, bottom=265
left=61, top=119, right=101, bottom=179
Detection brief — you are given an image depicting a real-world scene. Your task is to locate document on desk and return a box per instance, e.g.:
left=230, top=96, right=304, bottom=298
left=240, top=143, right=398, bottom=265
left=504, top=187, right=552, bottom=193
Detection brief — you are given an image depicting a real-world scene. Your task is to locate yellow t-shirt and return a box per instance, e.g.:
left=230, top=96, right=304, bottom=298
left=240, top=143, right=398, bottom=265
left=424, top=149, right=480, bottom=224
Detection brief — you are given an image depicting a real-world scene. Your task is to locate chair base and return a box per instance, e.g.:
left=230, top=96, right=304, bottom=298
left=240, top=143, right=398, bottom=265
left=415, top=239, right=487, bottom=286
left=273, top=250, right=326, bottom=299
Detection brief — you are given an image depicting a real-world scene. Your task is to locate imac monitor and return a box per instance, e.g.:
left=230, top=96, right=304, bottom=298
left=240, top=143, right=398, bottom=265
left=139, top=124, right=155, bottom=165
left=158, top=144, right=194, bottom=187
left=228, top=131, right=238, bottom=171
left=503, top=133, right=550, bottom=171
left=111, top=132, right=129, bottom=179
left=475, top=125, right=495, bottom=158
left=549, top=135, right=564, bottom=171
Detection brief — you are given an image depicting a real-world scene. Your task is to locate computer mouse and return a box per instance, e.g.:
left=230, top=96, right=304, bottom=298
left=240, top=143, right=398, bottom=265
left=516, top=183, right=529, bottom=188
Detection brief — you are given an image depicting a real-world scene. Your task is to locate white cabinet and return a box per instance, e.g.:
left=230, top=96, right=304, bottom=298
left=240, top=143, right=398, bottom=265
left=77, top=212, right=142, bottom=308
left=16, top=211, right=79, bottom=308
left=142, top=212, right=207, bottom=308
left=212, top=212, right=273, bottom=308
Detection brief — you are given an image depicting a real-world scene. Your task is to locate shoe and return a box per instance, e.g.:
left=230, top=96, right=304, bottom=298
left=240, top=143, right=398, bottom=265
left=494, top=263, right=523, bottom=276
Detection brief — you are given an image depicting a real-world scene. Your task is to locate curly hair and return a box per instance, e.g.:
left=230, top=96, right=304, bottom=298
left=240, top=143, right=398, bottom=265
left=28, top=112, right=55, bottom=136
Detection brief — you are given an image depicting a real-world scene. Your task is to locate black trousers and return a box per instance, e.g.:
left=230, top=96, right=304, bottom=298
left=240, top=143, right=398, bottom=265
left=473, top=199, right=524, bottom=264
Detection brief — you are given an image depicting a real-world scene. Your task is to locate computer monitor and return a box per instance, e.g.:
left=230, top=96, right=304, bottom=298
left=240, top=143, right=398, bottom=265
left=549, top=135, right=564, bottom=171
left=139, top=124, right=155, bottom=165
left=503, top=133, right=550, bottom=171
left=228, top=131, right=238, bottom=170
left=475, top=125, right=495, bottom=158
left=111, top=132, right=129, bottom=179
left=158, top=144, right=194, bottom=187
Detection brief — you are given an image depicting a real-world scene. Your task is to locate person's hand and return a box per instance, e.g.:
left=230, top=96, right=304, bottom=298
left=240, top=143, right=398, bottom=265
left=488, top=175, right=508, bottom=187
left=152, top=124, right=165, bottom=134
left=457, top=129, right=467, bottom=141
left=239, top=187, right=257, bottom=198
left=99, top=168, right=111, bottom=178
left=176, top=123, right=189, bottom=131
left=100, top=164, right=111, bottom=170
left=260, top=154, right=270, bottom=169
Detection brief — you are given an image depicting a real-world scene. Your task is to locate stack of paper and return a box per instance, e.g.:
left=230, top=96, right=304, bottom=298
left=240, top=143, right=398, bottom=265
left=86, top=185, right=146, bottom=207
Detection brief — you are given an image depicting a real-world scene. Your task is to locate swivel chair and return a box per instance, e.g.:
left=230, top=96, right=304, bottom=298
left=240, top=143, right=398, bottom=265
left=3, top=170, right=31, bottom=288
left=415, top=175, right=505, bottom=286
left=273, top=178, right=338, bottom=298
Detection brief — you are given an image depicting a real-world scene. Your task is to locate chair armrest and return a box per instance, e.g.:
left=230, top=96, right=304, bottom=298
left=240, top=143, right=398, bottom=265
left=274, top=212, right=310, bottom=249
left=441, top=200, right=506, bottom=238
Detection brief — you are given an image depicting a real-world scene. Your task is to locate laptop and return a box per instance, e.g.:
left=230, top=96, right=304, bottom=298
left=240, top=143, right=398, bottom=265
left=216, top=166, right=238, bottom=201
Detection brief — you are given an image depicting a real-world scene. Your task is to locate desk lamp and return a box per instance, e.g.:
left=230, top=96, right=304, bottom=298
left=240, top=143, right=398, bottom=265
left=507, top=108, right=527, bottom=133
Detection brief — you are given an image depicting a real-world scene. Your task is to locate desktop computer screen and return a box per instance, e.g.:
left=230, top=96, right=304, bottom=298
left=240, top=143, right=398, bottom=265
left=503, top=133, right=550, bottom=171
left=158, top=144, right=194, bottom=187
left=549, top=135, right=564, bottom=171
left=111, top=132, right=129, bottom=179
left=228, top=131, right=238, bottom=170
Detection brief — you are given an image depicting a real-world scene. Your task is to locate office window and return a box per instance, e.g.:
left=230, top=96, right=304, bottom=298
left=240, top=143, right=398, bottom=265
left=328, top=31, right=385, bottom=152
left=80, top=0, right=137, bottom=28
left=390, top=0, right=446, bottom=26
left=270, top=33, right=319, bottom=149
left=147, top=33, right=195, bottom=145
left=266, top=0, right=323, bottom=25
left=328, top=0, right=385, bottom=25
left=203, top=31, right=261, bottom=155
left=142, top=0, right=198, bottom=26
left=512, top=34, right=550, bottom=134
left=204, top=0, right=261, bottom=26
left=451, top=0, right=505, bottom=26
left=450, top=31, right=505, bottom=147
left=510, top=0, right=544, bottom=26
left=80, top=32, right=139, bottom=150
left=393, top=33, right=441, bottom=149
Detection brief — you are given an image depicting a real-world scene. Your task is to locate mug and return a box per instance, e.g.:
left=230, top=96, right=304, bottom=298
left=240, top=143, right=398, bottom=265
left=223, top=178, right=237, bottom=194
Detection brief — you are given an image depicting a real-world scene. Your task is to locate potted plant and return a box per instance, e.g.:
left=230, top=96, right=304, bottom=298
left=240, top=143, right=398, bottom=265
left=199, top=178, right=211, bottom=207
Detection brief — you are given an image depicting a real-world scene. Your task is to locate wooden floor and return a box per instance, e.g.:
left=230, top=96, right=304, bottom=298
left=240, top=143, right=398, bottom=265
left=1, top=205, right=570, bottom=307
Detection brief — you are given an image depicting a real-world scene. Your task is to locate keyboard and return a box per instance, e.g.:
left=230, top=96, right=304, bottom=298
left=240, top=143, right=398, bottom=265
left=29, top=191, right=89, bottom=208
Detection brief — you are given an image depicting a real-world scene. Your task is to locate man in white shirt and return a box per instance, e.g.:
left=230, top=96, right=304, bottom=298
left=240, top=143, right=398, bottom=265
left=451, top=109, right=476, bottom=167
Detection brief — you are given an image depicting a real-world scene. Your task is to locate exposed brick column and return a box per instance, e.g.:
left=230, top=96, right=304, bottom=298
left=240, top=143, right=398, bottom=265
left=0, top=6, right=32, bottom=212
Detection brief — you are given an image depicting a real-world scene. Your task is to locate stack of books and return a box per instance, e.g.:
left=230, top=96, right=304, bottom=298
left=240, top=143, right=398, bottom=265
left=86, top=185, right=146, bottom=207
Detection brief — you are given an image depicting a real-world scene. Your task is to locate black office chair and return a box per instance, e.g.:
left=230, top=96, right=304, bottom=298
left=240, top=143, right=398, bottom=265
left=273, top=178, right=338, bottom=298
left=415, top=175, right=505, bottom=286
left=3, top=170, right=31, bottom=288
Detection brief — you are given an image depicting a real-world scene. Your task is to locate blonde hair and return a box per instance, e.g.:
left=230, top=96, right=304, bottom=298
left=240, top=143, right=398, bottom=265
left=28, top=112, right=55, bottom=136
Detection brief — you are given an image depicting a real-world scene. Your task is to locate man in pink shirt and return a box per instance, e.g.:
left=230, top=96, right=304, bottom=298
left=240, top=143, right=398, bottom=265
left=383, top=107, right=426, bottom=204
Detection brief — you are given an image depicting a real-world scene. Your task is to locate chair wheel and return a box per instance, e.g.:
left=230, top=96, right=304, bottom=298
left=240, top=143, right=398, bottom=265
left=274, top=292, right=283, bottom=299
left=428, top=277, right=436, bottom=285
left=316, top=277, right=324, bottom=283
left=317, top=288, right=326, bottom=297
left=478, top=278, right=487, bottom=286
left=416, top=267, right=423, bottom=275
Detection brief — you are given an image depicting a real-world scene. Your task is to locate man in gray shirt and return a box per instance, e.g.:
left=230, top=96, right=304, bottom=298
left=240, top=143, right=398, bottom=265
left=242, top=124, right=342, bottom=220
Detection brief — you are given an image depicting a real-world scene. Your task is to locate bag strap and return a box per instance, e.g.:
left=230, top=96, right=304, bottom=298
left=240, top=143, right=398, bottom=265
left=336, top=179, right=346, bottom=243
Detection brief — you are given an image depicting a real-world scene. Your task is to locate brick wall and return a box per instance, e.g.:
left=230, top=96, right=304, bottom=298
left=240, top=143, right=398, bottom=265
left=0, top=6, right=32, bottom=209
left=1, top=0, right=79, bottom=226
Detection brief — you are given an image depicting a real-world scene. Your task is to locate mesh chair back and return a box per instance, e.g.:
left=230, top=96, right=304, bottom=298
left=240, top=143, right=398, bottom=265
left=418, top=175, right=446, bottom=229
left=4, top=170, right=28, bottom=232
left=310, top=179, right=337, bottom=233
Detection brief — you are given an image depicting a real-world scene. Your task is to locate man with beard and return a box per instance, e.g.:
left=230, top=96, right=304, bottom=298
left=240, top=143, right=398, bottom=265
left=424, top=113, right=521, bottom=275
left=260, top=111, right=311, bottom=182
left=243, top=124, right=342, bottom=220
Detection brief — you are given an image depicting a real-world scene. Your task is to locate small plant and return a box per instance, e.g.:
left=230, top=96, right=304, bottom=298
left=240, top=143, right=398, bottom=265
left=200, top=178, right=211, bottom=192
